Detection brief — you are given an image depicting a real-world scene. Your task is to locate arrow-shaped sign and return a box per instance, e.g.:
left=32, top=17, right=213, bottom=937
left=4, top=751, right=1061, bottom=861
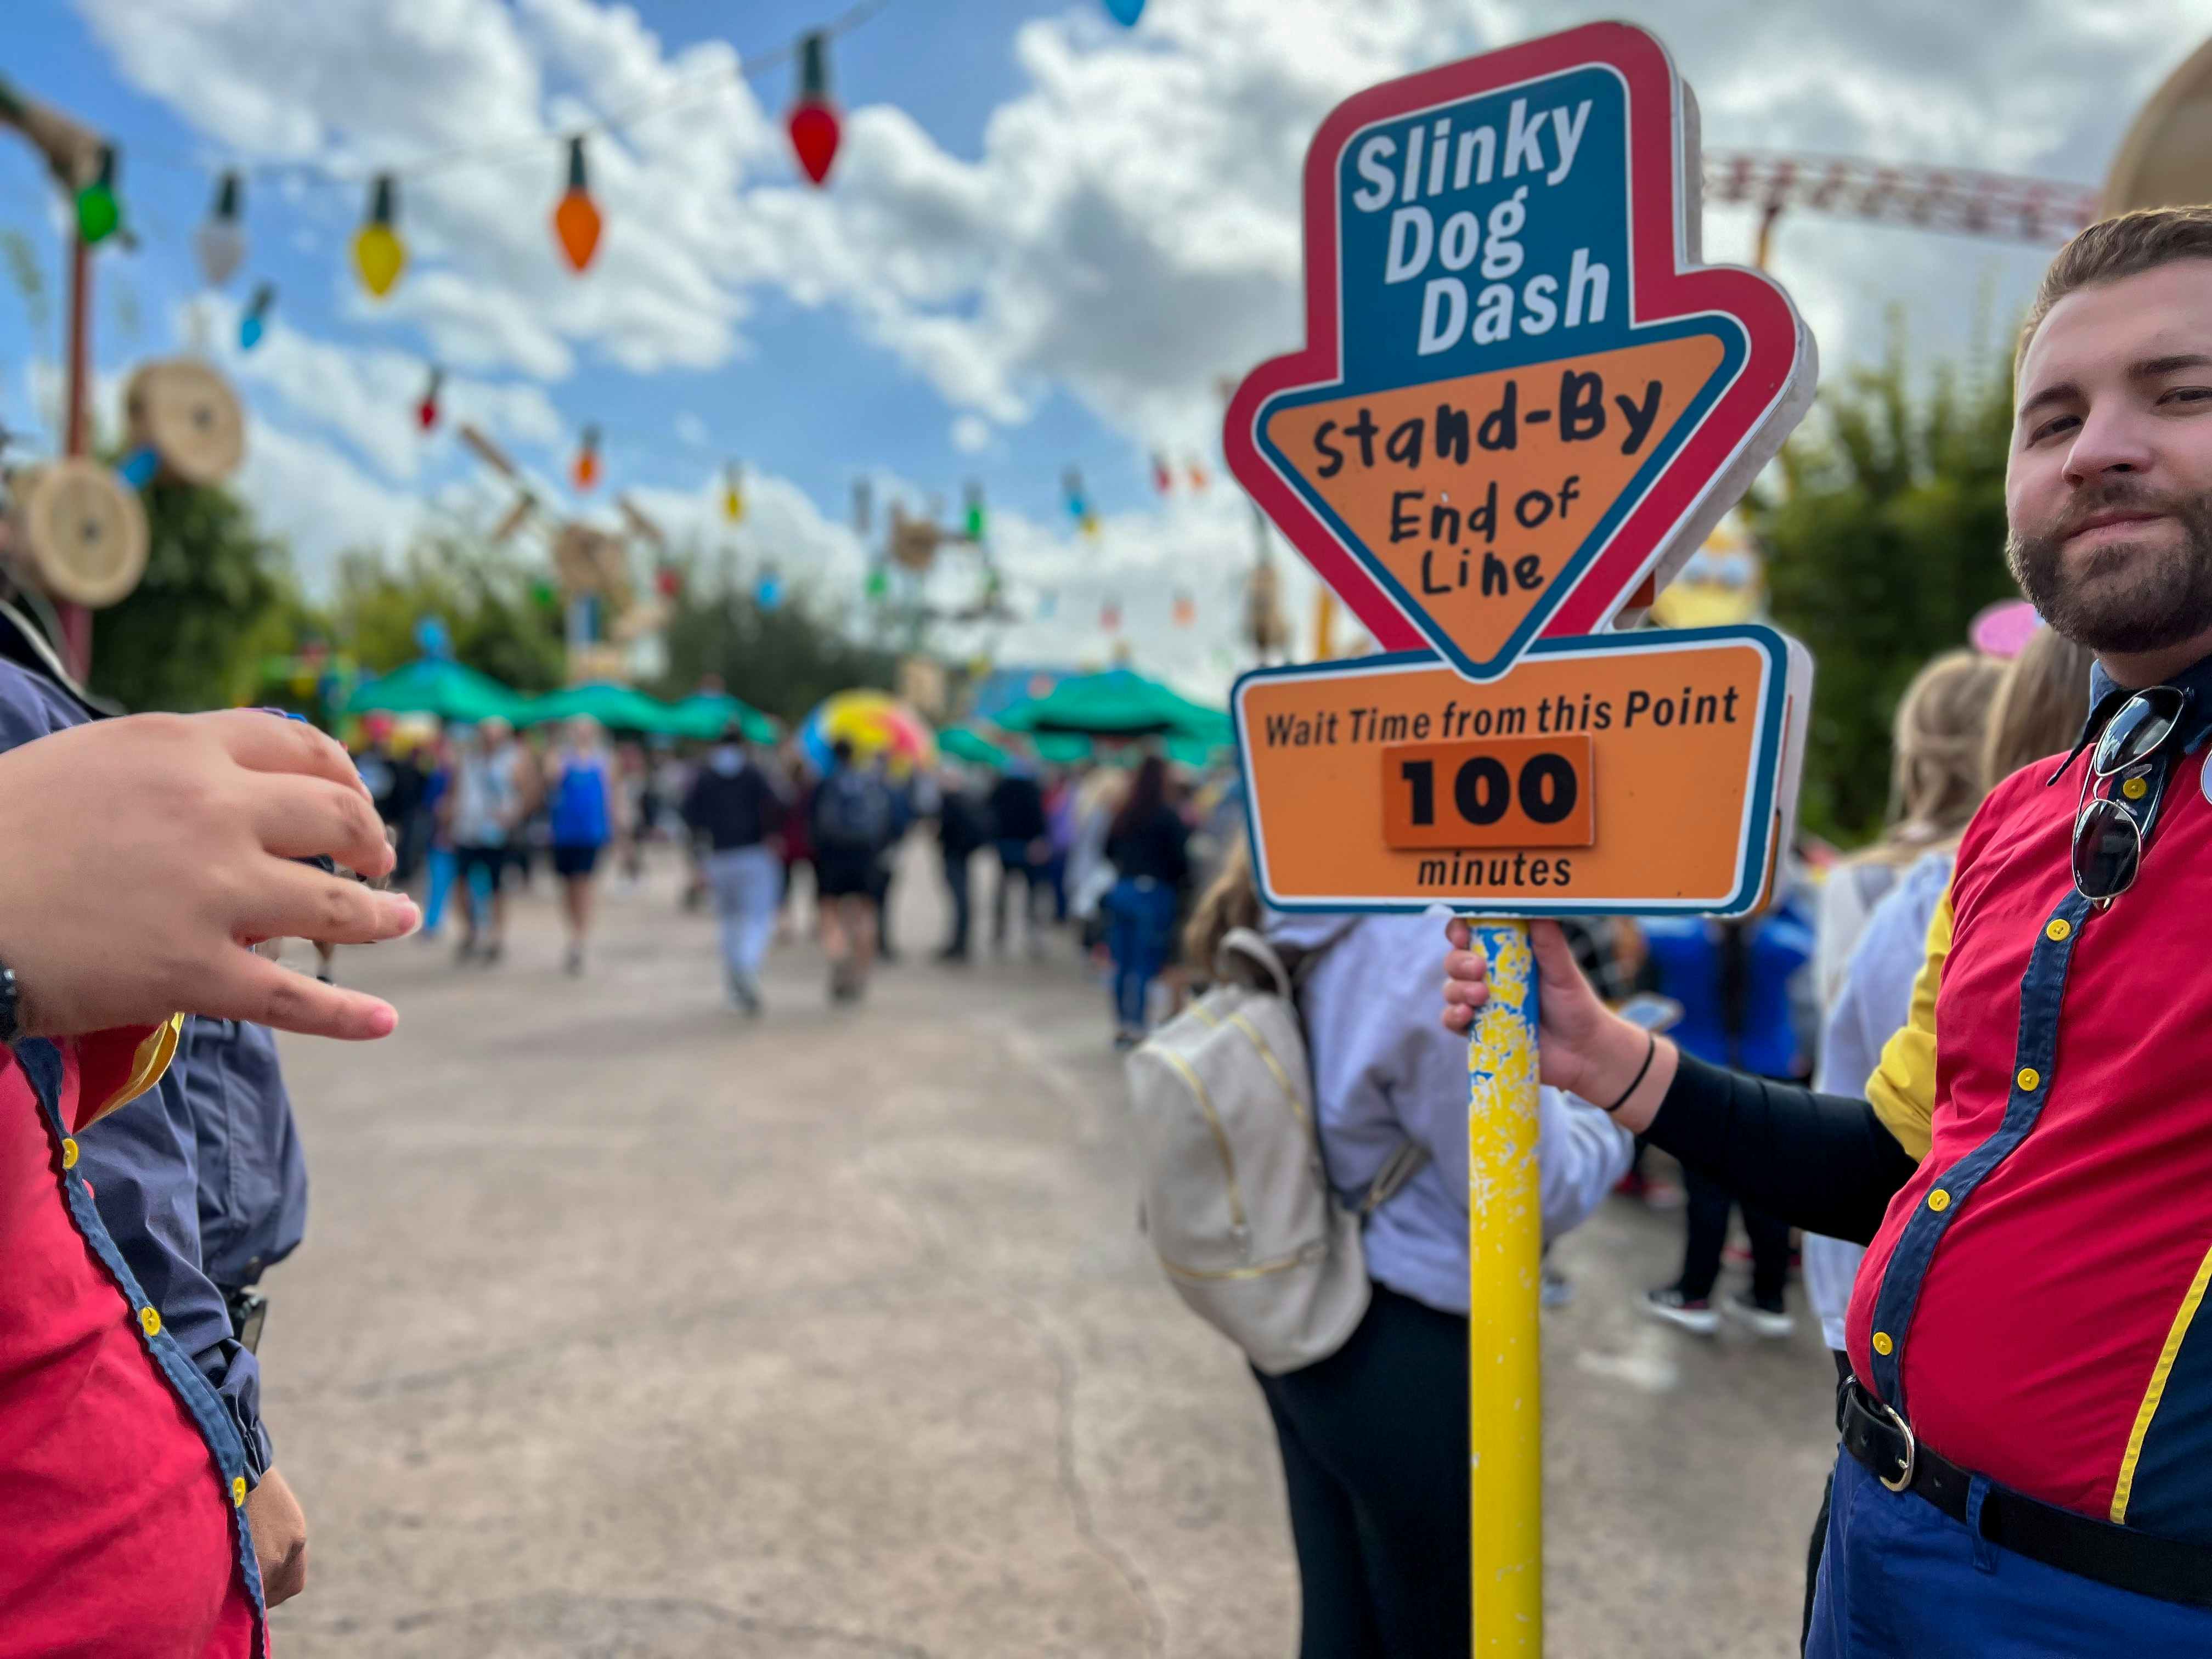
left=1225, top=22, right=1815, bottom=682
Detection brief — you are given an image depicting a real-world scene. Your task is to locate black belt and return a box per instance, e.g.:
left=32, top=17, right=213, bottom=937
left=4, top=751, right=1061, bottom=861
left=1841, top=1380, right=2212, bottom=1610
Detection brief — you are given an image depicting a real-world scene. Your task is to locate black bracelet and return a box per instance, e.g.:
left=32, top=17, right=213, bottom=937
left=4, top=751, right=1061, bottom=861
left=1601, top=1030, right=1657, bottom=1114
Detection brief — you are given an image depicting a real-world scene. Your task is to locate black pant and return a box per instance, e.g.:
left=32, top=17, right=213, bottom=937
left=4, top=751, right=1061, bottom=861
left=943, top=848, right=973, bottom=952
left=1678, top=1161, right=1790, bottom=1305
left=1255, top=1284, right=1470, bottom=1659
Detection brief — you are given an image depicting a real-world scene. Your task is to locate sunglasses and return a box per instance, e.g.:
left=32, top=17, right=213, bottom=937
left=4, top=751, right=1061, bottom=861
left=2072, top=687, right=2191, bottom=905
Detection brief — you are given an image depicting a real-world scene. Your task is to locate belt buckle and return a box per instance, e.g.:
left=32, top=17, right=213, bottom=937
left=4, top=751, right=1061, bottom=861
left=1876, top=1398, right=1917, bottom=1493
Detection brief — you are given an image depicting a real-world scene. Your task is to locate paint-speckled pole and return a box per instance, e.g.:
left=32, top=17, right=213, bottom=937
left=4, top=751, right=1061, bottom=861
left=1466, top=919, right=1542, bottom=1655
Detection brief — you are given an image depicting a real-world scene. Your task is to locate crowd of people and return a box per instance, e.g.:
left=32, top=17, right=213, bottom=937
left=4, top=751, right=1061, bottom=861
left=6, top=205, right=2212, bottom=1657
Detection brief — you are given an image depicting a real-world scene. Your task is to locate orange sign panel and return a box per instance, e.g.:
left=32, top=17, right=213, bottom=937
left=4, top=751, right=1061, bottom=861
left=1236, top=625, right=1809, bottom=917
left=1263, top=336, right=1726, bottom=677
left=1381, top=735, right=1594, bottom=851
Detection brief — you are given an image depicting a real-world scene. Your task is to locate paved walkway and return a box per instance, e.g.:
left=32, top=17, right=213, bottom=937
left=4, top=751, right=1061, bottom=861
left=264, top=844, right=1839, bottom=1656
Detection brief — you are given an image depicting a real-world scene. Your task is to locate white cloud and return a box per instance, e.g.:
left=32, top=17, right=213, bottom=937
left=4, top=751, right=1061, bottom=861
left=78, top=0, right=2207, bottom=459
left=950, top=414, right=992, bottom=455
left=232, top=419, right=422, bottom=584
left=672, top=410, right=709, bottom=448
left=189, top=294, right=566, bottom=482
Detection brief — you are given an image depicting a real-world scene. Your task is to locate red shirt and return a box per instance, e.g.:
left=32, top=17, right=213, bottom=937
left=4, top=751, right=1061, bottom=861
left=0, top=1037, right=256, bottom=1656
left=1848, top=742, right=2212, bottom=1538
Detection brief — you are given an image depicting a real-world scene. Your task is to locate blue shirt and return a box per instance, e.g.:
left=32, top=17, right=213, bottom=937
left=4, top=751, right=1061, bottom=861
left=1641, top=895, right=1816, bottom=1079
left=0, top=657, right=305, bottom=1481
left=549, top=753, right=611, bottom=847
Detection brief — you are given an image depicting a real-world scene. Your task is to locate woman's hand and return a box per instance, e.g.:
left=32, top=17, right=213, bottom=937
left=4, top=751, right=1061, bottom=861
left=1442, top=917, right=1676, bottom=1130
left=0, top=711, right=417, bottom=1041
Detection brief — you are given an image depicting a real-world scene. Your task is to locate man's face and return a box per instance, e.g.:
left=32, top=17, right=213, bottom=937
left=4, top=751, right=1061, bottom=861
left=2007, top=259, right=2212, bottom=656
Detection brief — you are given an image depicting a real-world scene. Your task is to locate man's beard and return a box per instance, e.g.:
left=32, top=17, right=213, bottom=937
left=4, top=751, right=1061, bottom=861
left=2006, top=482, right=2212, bottom=655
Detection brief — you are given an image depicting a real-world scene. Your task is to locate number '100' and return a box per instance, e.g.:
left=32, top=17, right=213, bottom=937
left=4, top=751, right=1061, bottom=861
left=1399, top=751, right=1579, bottom=828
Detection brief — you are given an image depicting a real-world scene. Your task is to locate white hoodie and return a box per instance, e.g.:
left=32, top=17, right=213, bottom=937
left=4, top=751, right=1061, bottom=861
left=1267, top=909, right=1634, bottom=1317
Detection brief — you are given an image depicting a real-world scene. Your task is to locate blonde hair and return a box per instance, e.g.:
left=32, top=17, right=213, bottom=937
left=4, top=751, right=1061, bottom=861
left=1981, top=627, right=2096, bottom=788
left=2019, top=206, right=2212, bottom=371
left=1863, top=649, right=2005, bottom=866
left=1182, top=839, right=1263, bottom=981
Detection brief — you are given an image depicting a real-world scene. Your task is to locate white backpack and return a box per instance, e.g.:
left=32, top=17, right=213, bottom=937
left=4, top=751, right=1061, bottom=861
left=1122, top=926, right=1427, bottom=1375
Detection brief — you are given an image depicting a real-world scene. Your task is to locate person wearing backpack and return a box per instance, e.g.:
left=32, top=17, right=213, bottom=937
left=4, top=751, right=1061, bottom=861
left=681, top=722, right=790, bottom=1014
left=1132, top=845, right=1632, bottom=1658
left=809, top=740, right=894, bottom=1002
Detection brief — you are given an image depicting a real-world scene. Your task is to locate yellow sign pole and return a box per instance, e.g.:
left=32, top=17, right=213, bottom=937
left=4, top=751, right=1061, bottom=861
left=1465, top=919, right=1542, bottom=1655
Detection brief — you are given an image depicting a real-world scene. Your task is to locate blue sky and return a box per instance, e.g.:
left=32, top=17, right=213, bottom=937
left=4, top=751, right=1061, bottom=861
left=3, top=0, right=2202, bottom=692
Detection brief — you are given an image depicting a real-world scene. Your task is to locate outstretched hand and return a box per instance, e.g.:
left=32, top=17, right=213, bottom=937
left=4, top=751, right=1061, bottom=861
left=1442, top=917, right=1674, bottom=1125
left=0, top=710, right=417, bottom=1041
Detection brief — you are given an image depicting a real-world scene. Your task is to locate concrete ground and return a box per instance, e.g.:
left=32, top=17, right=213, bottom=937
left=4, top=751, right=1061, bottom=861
left=263, top=843, right=1840, bottom=1658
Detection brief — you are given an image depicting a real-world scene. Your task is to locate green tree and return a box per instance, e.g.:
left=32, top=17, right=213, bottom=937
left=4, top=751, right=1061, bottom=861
left=656, top=572, right=901, bottom=723
left=88, top=476, right=299, bottom=713
left=1750, top=347, right=2021, bottom=844
left=331, top=532, right=566, bottom=692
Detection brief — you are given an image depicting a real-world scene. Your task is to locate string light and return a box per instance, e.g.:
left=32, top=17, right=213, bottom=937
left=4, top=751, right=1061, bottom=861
left=353, top=173, right=406, bottom=298
left=572, top=425, right=602, bottom=492
left=552, top=135, right=602, bottom=273
left=1101, top=597, right=1121, bottom=632
left=1173, top=590, right=1195, bottom=627
left=239, top=283, right=275, bottom=351
left=787, top=32, right=842, bottom=187
left=75, top=145, right=121, bottom=246
left=416, top=366, right=443, bottom=432
left=1062, top=466, right=1087, bottom=524
left=119, top=447, right=160, bottom=488
left=656, top=565, right=682, bottom=599
left=1151, top=453, right=1172, bottom=494
left=1104, top=0, right=1145, bottom=24
left=722, top=461, right=745, bottom=523
left=1185, top=455, right=1208, bottom=491
left=195, top=171, right=246, bottom=286
left=963, top=480, right=986, bottom=542
left=865, top=562, right=889, bottom=600
left=755, top=565, right=785, bottom=610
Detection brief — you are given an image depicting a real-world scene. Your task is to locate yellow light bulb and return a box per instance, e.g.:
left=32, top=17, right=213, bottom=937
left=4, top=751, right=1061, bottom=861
left=354, top=223, right=407, bottom=299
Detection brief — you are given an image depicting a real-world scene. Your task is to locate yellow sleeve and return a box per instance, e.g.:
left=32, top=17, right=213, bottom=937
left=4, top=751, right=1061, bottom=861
left=1864, top=888, right=1949, bottom=1162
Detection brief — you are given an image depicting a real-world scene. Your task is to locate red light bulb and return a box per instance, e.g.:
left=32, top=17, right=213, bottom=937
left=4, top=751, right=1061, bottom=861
left=787, top=33, right=842, bottom=187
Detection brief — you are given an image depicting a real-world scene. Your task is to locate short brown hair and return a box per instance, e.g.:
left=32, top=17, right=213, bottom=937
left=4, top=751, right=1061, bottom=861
left=2019, top=206, right=2212, bottom=370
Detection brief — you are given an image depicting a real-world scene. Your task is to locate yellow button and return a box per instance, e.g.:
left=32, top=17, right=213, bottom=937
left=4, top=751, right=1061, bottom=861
left=2124, top=775, right=2149, bottom=800
left=138, top=1306, right=160, bottom=1338
left=2017, top=1067, right=2042, bottom=1092
left=1872, top=1331, right=1894, bottom=1356
left=1928, top=1189, right=1951, bottom=1212
left=2045, top=918, right=2072, bottom=942
left=60, top=1138, right=78, bottom=1169
left=231, top=1475, right=247, bottom=1508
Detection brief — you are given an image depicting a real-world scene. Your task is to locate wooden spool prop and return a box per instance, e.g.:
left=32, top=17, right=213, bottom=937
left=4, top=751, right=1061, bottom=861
left=125, top=357, right=246, bottom=487
left=14, top=459, right=151, bottom=610
left=1222, top=24, right=1816, bottom=1654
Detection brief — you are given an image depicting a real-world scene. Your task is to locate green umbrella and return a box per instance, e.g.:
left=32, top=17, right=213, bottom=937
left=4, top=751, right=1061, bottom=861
left=940, top=724, right=1012, bottom=768
left=1032, top=731, right=1096, bottom=765
left=667, top=691, right=780, bottom=743
left=518, top=682, right=686, bottom=735
left=343, top=658, right=527, bottom=724
left=996, top=669, right=1229, bottom=741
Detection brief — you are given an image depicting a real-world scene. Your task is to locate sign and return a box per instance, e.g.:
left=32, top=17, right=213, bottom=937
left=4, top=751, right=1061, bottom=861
left=1224, top=21, right=1814, bottom=684
left=1237, top=624, right=1811, bottom=916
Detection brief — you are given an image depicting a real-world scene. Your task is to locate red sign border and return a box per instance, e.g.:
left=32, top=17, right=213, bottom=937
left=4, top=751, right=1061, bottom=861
left=1223, top=21, right=1814, bottom=666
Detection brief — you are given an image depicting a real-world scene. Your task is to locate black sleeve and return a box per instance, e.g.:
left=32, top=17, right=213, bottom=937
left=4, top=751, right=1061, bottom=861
left=1643, top=1052, right=1920, bottom=1245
